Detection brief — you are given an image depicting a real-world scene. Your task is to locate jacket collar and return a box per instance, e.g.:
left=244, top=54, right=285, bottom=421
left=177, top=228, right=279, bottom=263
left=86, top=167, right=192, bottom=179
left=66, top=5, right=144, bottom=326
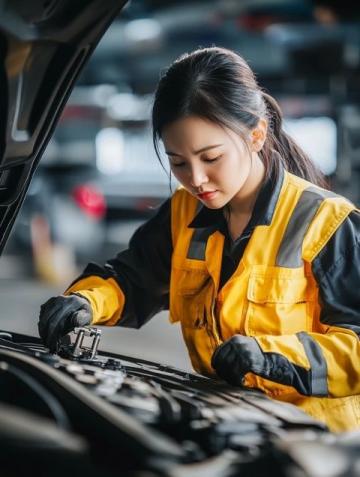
left=188, top=155, right=284, bottom=233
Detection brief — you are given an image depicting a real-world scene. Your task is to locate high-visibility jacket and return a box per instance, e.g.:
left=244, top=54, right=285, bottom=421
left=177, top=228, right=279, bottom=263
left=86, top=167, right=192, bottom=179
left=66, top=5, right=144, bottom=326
left=67, top=170, right=360, bottom=432
left=169, top=170, right=360, bottom=432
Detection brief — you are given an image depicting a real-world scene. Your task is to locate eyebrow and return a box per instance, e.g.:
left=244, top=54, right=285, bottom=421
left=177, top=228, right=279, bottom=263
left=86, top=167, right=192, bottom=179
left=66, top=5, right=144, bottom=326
left=165, top=144, right=223, bottom=157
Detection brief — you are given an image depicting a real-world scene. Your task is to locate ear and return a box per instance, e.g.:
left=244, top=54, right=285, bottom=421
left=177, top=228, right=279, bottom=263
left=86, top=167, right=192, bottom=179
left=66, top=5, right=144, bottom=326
left=250, top=118, right=268, bottom=152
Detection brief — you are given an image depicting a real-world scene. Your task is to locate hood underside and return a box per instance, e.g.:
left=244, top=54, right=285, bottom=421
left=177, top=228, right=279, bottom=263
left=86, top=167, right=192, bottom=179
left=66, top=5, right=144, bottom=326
left=0, top=0, right=128, bottom=254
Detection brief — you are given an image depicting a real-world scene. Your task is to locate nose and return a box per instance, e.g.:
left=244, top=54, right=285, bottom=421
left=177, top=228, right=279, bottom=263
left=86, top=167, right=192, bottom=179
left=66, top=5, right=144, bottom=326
left=189, top=165, right=208, bottom=188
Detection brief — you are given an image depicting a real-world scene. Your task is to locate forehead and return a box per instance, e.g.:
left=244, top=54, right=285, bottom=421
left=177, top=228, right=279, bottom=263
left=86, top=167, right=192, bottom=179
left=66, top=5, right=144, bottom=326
left=162, top=115, right=234, bottom=151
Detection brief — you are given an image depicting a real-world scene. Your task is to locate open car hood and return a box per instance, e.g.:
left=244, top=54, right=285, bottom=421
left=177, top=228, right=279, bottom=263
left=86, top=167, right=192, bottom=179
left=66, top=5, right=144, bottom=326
left=0, top=0, right=127, bottom=254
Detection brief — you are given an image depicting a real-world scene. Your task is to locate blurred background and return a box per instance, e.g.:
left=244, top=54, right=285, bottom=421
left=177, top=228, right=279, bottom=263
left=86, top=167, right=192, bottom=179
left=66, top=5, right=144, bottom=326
left=1, top=0, right=360, bottom=371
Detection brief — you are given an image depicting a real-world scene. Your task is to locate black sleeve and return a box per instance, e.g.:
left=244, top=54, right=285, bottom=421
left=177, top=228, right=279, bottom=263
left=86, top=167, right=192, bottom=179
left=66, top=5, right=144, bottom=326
left=312, top=210, right=360, bottom=336
left=80, top=198, right=172, bottom=328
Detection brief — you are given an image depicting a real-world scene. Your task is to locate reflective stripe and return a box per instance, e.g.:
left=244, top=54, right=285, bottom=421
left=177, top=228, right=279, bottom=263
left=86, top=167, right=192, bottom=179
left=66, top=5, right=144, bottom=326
left=187, top=201, right=212, bottom=260
left=276, top=186, right=337, bottom=267
left=297, top=332, right=328, bottom=396
left=187, top=227, right=213, bottom=260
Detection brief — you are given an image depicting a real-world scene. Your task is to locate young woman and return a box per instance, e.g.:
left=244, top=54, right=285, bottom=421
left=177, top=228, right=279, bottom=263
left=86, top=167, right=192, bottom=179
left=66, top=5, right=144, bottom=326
left=38, top=47, right=360, bottom=433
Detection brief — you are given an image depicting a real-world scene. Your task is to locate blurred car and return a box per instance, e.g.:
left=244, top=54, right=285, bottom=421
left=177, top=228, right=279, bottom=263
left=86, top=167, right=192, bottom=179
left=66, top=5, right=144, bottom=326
left=9, top=89, right=110, bottom=278
left=1, top=1, right=360, bottom=477
left=97, top=93, right=178, bottom=252
left=10, top=87, right=173, bottom=274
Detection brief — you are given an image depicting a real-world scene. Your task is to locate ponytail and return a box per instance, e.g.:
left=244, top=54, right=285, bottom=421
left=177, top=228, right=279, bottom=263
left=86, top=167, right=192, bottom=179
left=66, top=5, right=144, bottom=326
left=261, top=92, right=327, bottom=188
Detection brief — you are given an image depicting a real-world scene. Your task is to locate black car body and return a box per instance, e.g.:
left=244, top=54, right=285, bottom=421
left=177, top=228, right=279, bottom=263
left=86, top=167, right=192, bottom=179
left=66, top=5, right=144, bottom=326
left=1, top=2, right=360, bottom=476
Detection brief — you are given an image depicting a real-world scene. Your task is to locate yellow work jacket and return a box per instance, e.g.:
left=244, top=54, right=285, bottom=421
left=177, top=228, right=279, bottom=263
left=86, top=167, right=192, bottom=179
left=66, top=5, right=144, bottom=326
left=168, top=171, right=359, bottom=432
left=67, top=170, right=360, bottom=432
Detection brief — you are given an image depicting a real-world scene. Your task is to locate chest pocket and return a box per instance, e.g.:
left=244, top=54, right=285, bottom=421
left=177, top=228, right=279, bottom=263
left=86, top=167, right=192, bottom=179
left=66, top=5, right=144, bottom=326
left=176, top=267, right=215, bottom=329
left=245, top=269, right=310, bottom=336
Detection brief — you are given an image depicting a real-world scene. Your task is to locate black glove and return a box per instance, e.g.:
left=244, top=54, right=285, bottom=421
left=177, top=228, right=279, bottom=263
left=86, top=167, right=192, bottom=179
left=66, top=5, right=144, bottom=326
left=211, top=335, right=266, bottom=386
left=38, top=294, right=92, bottom=352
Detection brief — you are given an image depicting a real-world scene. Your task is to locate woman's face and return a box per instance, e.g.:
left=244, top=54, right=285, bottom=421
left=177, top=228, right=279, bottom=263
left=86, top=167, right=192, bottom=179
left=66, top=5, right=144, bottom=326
left=162, top=115, right=264, bottom=210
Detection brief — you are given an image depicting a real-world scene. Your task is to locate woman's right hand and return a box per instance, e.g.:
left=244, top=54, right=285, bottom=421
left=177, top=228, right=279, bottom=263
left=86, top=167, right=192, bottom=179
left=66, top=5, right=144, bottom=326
left=38, top=294, right=93, bottom=352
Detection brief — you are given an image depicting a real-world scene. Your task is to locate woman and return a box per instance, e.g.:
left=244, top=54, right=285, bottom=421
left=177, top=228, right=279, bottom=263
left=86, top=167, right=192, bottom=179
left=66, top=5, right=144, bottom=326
left=38, top=47, right=360, bottom=432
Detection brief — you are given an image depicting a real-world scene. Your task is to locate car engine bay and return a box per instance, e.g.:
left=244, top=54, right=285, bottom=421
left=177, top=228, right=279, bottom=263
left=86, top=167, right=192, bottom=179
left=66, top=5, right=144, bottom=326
left=0, top=327, right=359, bottom=477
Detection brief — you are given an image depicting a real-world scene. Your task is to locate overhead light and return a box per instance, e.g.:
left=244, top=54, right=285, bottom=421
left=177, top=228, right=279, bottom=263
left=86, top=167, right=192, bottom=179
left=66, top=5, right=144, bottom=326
left=124, top=18, right=162, bottom=46
left=95, top=128, right=124, bottom=175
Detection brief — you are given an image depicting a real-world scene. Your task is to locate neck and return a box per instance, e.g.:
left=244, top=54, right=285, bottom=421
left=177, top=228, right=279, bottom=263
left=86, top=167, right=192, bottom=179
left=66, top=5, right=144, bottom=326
left=228, top=152, right=265, bottom=217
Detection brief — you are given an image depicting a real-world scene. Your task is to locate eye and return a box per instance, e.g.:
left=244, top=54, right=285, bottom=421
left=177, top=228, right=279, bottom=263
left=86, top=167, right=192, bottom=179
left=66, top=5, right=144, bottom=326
left=204, top=155, right=222, bottom=163
left=170, top=161, right=186, bottom=168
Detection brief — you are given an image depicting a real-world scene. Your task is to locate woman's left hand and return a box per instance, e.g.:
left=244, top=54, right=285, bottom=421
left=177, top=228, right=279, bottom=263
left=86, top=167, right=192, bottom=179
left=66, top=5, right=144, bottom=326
left=211, top=335, right=266, bottom=385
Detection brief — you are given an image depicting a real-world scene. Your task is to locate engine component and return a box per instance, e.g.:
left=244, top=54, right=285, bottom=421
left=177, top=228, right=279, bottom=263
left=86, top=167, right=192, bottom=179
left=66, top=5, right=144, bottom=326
left=58, top=327, right=101, bottom=360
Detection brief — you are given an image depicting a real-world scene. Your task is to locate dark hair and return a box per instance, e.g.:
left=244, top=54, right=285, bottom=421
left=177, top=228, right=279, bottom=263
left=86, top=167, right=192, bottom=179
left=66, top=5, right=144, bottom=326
left=152, top=46, right=326, bottom=187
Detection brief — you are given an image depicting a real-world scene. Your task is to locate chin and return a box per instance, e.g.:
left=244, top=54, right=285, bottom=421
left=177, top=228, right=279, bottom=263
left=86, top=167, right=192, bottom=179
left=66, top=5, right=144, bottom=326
left=200, top=197, right=227, bottom=210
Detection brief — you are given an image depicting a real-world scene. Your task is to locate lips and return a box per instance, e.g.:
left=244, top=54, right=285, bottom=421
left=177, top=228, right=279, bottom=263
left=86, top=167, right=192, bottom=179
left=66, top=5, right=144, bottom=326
left=197, top=191, right=218, bottom=201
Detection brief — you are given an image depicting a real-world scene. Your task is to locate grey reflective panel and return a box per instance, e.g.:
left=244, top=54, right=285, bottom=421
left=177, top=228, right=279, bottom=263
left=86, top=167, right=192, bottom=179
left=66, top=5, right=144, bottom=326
left=297, top=332, right=328, bottom=396
left=276, top=187, right=338, bottom=267
left=187, top=228, right=213, bottom=260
